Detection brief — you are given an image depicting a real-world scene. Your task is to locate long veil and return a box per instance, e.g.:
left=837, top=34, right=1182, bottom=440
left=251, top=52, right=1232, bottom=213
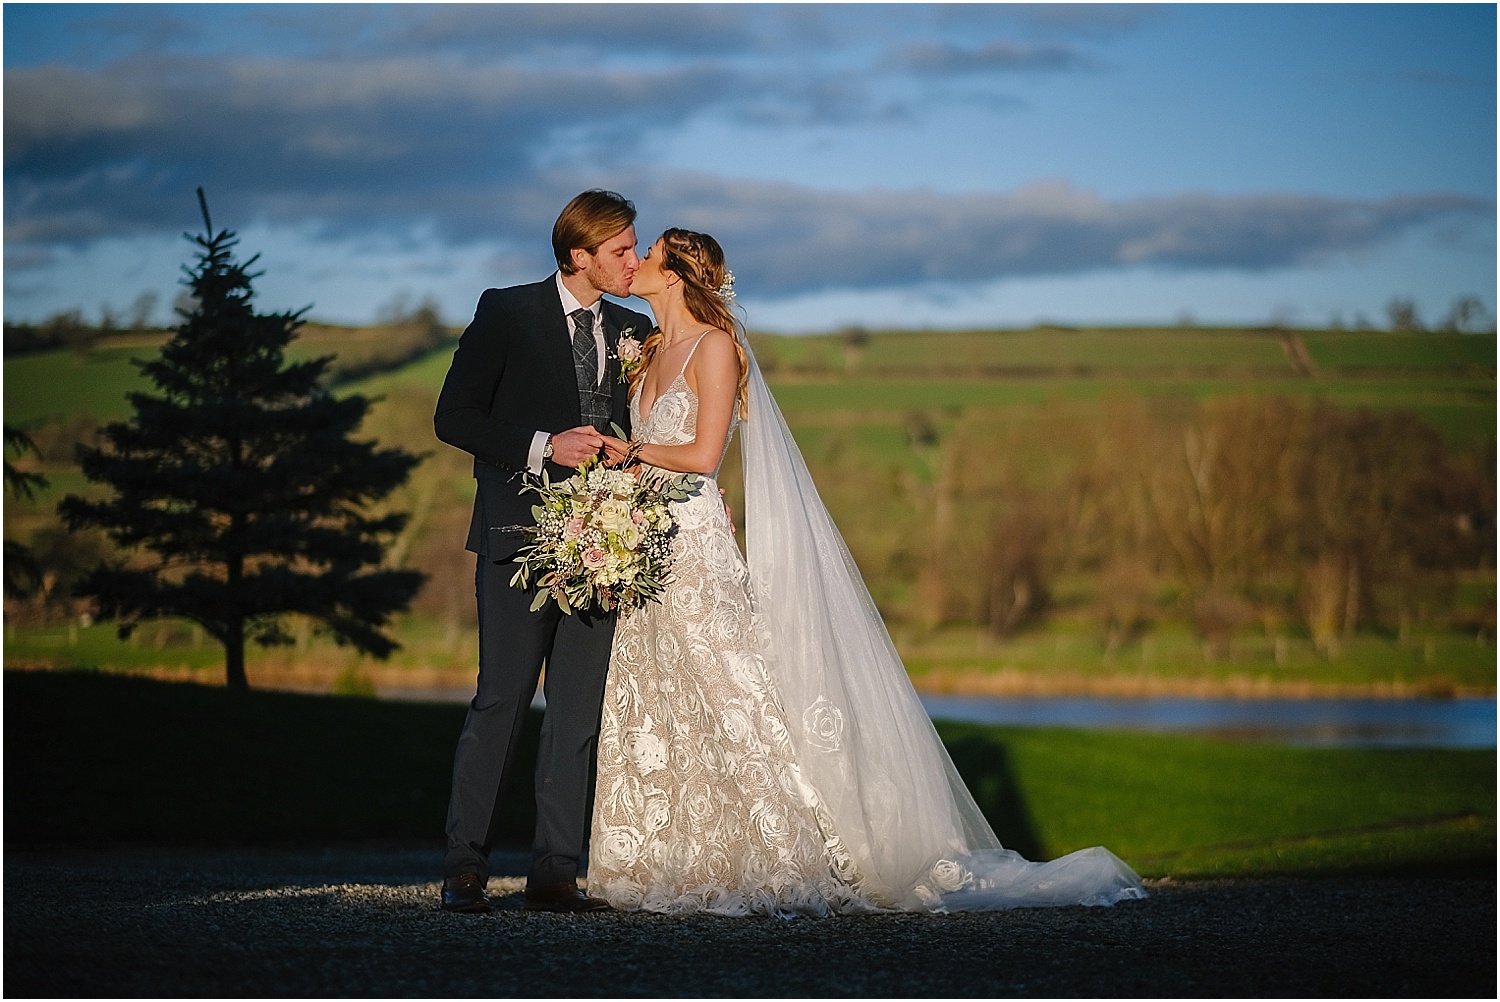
left=737, top=336, right=1146, bottom=911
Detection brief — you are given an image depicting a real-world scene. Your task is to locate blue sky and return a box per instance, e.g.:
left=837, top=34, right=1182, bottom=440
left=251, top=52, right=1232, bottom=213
left=4, top=3, right=1495, bottom=332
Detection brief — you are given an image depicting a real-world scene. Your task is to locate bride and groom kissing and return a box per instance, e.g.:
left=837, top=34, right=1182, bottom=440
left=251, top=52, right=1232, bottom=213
left=433, top=190, right=1146, bottom=916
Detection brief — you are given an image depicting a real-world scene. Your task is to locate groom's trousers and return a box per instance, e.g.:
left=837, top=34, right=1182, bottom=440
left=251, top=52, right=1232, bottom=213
left=444, top=554, right=614, bottom=886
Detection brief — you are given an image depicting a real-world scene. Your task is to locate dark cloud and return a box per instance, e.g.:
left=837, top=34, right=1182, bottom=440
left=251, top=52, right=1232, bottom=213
left=3, top=247, right=55, bottom=273
left=257, top=169, right=1483, bottom=297
left=892, top=39, right=1088, bottom=74
left=3, top=53, right=734, bottom=243
left=389, top=4, right=754, bottom=56
left=3, top=37, right=909, bottom=246
left=4, top=4, right=761, bottom=67
left=4, top=23, right=1487, bottom=303
left=624, top=176, right=1486, bottom=296
left=7, top=72, right=1485, bottom=299
left=2, top=4, right=1120, bottom=245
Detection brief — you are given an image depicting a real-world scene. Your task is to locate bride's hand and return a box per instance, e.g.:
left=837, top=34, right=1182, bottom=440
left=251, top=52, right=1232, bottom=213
left=600, top=435, right=632, bottom=466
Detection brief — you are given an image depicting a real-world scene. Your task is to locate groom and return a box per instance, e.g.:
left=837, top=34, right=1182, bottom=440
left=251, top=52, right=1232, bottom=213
left=433, top=189, right=650, bottom=913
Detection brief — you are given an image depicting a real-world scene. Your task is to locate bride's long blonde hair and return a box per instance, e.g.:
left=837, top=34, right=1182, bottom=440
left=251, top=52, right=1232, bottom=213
left=629, top=228, right=749, bottom=419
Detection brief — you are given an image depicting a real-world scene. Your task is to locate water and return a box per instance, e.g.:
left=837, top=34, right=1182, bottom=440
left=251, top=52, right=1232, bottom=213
left=385, top=685, right=1495, bottom=749
left=919, top=694, right=1497, bottom=749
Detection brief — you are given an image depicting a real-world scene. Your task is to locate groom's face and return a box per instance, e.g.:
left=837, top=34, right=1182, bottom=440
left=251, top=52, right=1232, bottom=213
left=575, top=225, right=639, bottom=299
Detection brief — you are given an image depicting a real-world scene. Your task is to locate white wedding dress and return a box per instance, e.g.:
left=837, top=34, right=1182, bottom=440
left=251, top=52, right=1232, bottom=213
left=588, top=336, right=1145, bottom=916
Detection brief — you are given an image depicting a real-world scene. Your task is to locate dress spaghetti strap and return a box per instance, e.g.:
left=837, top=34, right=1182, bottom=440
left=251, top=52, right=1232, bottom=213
left=676, top=330, right=712, bottom=381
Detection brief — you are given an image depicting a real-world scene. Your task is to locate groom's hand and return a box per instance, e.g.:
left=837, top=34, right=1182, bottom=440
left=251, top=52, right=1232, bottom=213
left=550, top=426, right=605, bottom=468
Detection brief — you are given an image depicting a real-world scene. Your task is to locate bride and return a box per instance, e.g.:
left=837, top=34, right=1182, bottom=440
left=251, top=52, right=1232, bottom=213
left=591, top=228, right=1145, bottom=916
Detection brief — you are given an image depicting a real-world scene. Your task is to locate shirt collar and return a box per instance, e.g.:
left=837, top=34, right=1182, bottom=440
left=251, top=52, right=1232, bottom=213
left=555, top=272, right=603, bottom=322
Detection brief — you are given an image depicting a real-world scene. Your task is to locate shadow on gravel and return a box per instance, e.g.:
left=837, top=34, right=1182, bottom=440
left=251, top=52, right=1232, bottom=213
left=4, top=847, right=1494, bottom=997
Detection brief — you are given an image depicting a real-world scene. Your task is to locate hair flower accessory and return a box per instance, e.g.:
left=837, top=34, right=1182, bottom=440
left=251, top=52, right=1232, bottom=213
left=716, top=270, right=736, bottom=305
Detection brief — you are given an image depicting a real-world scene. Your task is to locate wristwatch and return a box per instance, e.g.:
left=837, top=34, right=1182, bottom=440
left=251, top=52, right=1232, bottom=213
left=542, top=434, right=555, bottom=462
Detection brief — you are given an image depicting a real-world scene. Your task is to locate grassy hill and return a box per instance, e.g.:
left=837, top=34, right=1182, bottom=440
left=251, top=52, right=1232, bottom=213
left=5, top=323, right=1494, bottom=695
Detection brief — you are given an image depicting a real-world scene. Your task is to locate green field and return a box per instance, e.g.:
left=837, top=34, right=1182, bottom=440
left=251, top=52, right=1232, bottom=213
left=2, top=322, right=424, bottom=426
left=763, top=326, right=1496, bottom=373
left=4, top=341, right=159, bottom=426
left=8, top=324, right=1493, bottom=427
left=5, top=324, right=1494, bottom=695
left=5, top=671, right=1492, bottom=878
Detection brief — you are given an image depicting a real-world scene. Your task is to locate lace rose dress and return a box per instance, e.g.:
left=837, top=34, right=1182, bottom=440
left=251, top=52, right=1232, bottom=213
left=587, top=342, right=874, bottom=917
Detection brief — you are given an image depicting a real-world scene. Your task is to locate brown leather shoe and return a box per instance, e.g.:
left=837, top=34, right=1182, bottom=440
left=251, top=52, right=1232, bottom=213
left=441, top=873, right=492, bottom=913
left=523, top=880, right=611, bottom=913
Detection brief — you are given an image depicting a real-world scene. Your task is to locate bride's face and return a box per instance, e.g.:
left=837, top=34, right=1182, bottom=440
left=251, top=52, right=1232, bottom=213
left=631, top=238, right=674, bottom=298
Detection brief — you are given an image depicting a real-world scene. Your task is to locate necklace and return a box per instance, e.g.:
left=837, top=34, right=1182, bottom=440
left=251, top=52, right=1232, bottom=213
left=660, top=326, right=710, bottom=349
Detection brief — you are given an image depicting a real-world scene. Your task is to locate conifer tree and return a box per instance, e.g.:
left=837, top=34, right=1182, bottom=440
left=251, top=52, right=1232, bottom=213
left=61, top=190, right=424, bottom=689
left=4, top=424, right=49, bottom=600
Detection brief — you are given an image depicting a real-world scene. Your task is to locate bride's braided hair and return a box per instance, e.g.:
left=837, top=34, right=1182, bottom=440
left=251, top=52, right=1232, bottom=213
left=631, top=228, right=750, bottom=419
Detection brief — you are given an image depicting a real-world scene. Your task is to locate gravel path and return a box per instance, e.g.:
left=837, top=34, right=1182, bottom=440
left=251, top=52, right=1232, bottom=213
left=6, top=846, right=1494, bottom=997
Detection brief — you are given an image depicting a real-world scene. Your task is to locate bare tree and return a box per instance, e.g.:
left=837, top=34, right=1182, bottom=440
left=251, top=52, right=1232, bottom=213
left=1439, top=295, right=1492, bottom=334
left=1385, top=297, right=1423, bottom=332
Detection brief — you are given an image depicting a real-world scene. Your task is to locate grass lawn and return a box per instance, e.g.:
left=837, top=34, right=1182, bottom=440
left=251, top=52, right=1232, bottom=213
left=900, top=623, right=1498, bottom=695
left=5, top=671, right=1491, bottom=880
left=4, top=347, right=154, bottom=425
left=937, top=719, right=1495, bottom=878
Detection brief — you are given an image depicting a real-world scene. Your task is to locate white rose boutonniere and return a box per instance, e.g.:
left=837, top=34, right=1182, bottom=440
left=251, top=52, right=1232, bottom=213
left=614, top=326, right=644, bottom=383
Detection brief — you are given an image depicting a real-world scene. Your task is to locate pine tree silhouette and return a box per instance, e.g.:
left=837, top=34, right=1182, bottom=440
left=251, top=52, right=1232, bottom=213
left=61, top=190, right=424, bottom=689
left=4, top=424, right=49, bottom=600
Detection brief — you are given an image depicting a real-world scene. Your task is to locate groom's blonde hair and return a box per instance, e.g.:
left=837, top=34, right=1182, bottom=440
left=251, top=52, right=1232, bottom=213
left=553, top=190, right=636, bottom=275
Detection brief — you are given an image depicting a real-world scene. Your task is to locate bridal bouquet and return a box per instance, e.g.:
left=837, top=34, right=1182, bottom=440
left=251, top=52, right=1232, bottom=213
left=509, top=457, right=697, bottom=614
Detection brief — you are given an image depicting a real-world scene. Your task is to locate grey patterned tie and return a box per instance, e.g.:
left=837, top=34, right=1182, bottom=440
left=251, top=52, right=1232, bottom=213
left=569, top=307, right=611, bottom=432
left=570, top=308, right=599, bottom=387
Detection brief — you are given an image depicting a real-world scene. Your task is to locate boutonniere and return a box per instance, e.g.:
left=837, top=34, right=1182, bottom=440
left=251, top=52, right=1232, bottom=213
left=613, top=326, right=644, bottom=383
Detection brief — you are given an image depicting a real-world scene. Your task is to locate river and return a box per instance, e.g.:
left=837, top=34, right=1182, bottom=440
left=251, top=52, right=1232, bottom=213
left=919, top=693, right=1496, bottom=748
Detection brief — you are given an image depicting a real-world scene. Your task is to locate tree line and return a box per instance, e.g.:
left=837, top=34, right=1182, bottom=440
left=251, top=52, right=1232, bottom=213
left=898, top=396, right=1494, bottom=653
left=4, top=294, right=162, bottom=357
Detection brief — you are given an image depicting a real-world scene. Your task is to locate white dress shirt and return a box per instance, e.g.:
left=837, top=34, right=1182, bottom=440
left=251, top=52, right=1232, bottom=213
left=527, top=273, right=607, bottom=474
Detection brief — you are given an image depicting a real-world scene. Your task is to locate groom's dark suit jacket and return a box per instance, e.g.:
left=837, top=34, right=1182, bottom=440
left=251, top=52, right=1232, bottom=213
left=435, top=278, right=648, bottom=562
